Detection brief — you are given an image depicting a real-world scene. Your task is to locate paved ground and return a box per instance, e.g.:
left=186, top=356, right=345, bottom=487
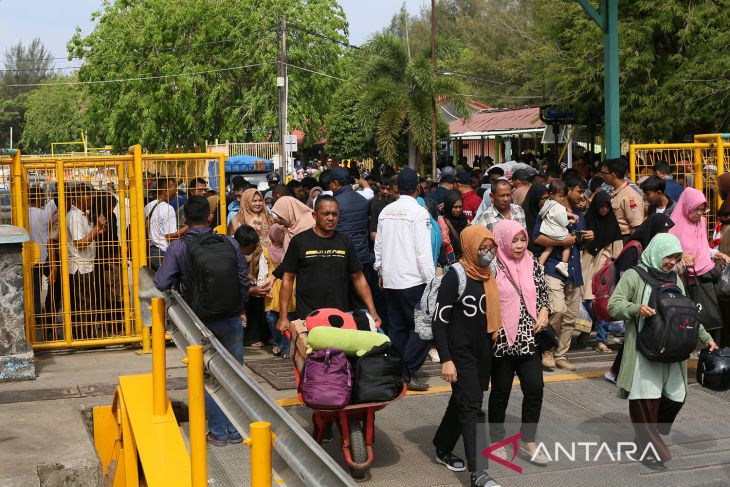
left=1, top=337, right=727, bottom=487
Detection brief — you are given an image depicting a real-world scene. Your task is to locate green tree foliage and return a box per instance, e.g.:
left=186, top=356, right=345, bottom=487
left=0, top=38, right=55, bottom=147
left=324, top=81, right=376, bottom=160
left=393, top=0, right=729, bottom=142
left=1, top=38, right=54, bottom=97
left=356, top=33, right=467, bottom=168
left=67, top=0, right=348, bottom=151
left=20, top=77, right=86, bottom=153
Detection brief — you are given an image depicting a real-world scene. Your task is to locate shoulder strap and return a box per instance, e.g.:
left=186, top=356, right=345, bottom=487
left=147, top=200, right=162, bottom=222
left=631, top=266, right=661, bottom=289
left=451, top=262, right=468, bottom=299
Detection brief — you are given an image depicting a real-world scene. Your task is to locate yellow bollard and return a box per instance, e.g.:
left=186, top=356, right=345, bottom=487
left=244, top=422, right=273, bottom=487
left=151, top=297, right=167, bottom=416
left=186, top=345, right=207, bottom=487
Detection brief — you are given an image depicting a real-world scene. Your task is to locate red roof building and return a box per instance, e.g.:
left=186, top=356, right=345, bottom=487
left=447, top=106, right=547, bottom=165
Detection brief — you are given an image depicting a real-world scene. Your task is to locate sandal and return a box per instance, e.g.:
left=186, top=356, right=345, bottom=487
left=595, top=342, right=611, bottom=353
left=272, top=346, right=281, bottom=356
left=246, top=341, right=264, bottom=349
left=280, top=352, right=290, bottom=359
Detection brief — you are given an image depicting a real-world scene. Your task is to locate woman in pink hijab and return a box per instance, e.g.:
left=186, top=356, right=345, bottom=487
left=669, top=188, right=730, bottom=274
left=487, top=219, right=551, bottom=466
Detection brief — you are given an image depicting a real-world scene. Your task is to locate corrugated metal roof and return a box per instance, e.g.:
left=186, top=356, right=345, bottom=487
left=449, top=106, right=545, bottom=135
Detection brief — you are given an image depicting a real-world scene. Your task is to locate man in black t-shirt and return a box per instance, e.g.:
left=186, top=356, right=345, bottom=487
left=275, top=195, right=382, bottom=333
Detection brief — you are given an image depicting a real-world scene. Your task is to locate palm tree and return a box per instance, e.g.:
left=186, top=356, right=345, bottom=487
left=357, top=33, right=468, bottom=169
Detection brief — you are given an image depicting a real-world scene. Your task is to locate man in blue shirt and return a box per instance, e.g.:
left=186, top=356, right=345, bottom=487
left=155, top=196, right=250, bottom=446
left=531, top=174, right=594, bottom=372
left=653, top=161, right=684, bottom=203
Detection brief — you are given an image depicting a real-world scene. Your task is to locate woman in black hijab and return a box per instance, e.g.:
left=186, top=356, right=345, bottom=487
left=584, top=191, right=623, bottom=257
left=521, top=184, right=548, bottom=254
left=443, top=190, right=469, bottom=259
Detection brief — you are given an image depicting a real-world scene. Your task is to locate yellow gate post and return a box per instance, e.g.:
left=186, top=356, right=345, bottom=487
left=151, top=297, right=167, bottom=417
left=133, top=145, right=151, bottom=353
left=244, top=422, right=273, bottom=487
left=186, top=345, right=207, bottom=487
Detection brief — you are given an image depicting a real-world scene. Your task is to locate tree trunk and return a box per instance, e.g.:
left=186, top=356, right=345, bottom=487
left=408, top=133, right=418, bottom=170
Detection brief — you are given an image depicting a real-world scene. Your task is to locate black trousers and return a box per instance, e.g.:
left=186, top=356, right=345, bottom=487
left=433, top=371, right=485, bottom=472
left=384, top=285, right=429, bottom=374
left=629, top=396, right=684, bottom=462
left=488, top=352, right=544, bottom=443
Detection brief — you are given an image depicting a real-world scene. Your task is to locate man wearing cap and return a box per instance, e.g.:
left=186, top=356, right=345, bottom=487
left=456, top=171, right=482, bottom=222
left=427, top=171, right=456, bottom=207
left=266, top=171, right=280, bottom=193
left=511, top=169, right=532, bottom=206
left=375, top=167, right=435, bottom=391
left=472, top=179, right=526, bottom=232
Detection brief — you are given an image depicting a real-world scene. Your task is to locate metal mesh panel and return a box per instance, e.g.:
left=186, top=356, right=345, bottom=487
left=0, top=162, right=11, bottom=225
left=19, top=158, right=137, bottom=346
left=631, top=143, right=719, bottom=238
left=141, top=154, right=226, bottom=272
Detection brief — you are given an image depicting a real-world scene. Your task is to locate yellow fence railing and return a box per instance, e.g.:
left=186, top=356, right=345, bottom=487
left=9, top=146, right=226, bottom=350
left=629, top=133, right=728, bottom=239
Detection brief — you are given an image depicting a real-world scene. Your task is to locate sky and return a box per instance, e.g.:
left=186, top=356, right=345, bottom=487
left=0, top=0, right=428, bottom=65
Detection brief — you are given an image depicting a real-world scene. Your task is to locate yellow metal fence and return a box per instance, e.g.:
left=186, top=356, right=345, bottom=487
left=629, top=133, right=728, bottom=238
left=9, top=146, right=226, bottom=350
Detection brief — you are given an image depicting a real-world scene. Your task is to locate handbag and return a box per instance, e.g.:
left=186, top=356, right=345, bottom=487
left=716, top=264, right=730, bottom=301
left=685, top=267, right=723, bottom=331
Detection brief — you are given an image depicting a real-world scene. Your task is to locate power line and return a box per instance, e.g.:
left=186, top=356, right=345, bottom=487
left=282, top=62, right=346, bottom=81
left=5, top=62, right=273, bottom=87
left=287, top=23, right=360, bottom=50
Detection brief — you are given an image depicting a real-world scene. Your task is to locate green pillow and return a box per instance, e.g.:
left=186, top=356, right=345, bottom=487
left=306, top=327, right=390, bottom=357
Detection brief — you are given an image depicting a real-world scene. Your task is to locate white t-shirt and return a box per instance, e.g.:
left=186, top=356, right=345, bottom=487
left=67, top=206, right=95, bottom=275
left=29, top=199, right=56, bottom=263
left=144, top=200, right=177, bottom=251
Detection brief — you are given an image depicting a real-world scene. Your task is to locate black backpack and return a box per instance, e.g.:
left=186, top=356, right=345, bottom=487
left=352, top=343, right=408, bottom=403
left=183, top=232, right=242, bottom=320
left=633, top=267, right=700, bottom=363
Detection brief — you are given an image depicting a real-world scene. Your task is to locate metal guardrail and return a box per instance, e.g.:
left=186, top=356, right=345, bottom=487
left=163, top=288, right=356, bottom=487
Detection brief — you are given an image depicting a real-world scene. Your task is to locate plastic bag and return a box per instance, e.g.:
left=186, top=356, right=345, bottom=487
left=716, top=264, right=730, bottom=301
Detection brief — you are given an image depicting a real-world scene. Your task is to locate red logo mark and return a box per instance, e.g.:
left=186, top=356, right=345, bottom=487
left=481, top=433, right=523, bottom=473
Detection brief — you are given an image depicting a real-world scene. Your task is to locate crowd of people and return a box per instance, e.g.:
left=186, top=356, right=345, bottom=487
left=18, top=143, right=726, bottom=484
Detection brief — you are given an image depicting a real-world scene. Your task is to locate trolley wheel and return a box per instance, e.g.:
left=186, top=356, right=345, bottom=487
left=348, top=418, right=370, bottom=481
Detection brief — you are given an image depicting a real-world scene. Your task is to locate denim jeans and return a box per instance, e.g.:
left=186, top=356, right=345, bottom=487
left=584, top=300, right=624, bottom=344
left=596, top=320, right=624, bottom=344
left=265, top=311, right=292, bottom=355
left=148, top=245, right=165, bottom=271
left=384, top=284, right=429, bottom=375
left=204, top=315, right=244, bottom=439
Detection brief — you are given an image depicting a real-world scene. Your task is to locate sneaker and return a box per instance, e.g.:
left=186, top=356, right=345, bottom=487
left=519, top=440, right=550, bottom=466
left=555, top=359, right=577, bottom=371
left=542, top=351, right=556, bottom=368
left=206, top=432, right=228, bottom=447
left=435, top=450, right=466, bottom=472
left=555, top=261, right=570, bottom=278
left=603, top=371, right=617, bottom=384
left=228, top=432, right=243, bottom=444
left=428, top=348, right=441, bottom=363
left=407, top=377, right=429, bottom=391
left=471, top=470, right=501, bottom=487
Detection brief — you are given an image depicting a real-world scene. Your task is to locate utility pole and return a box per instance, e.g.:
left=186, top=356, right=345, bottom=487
left=277, top=16, right=288, bottom=181
left=430, top=0, right=438, bottom=181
